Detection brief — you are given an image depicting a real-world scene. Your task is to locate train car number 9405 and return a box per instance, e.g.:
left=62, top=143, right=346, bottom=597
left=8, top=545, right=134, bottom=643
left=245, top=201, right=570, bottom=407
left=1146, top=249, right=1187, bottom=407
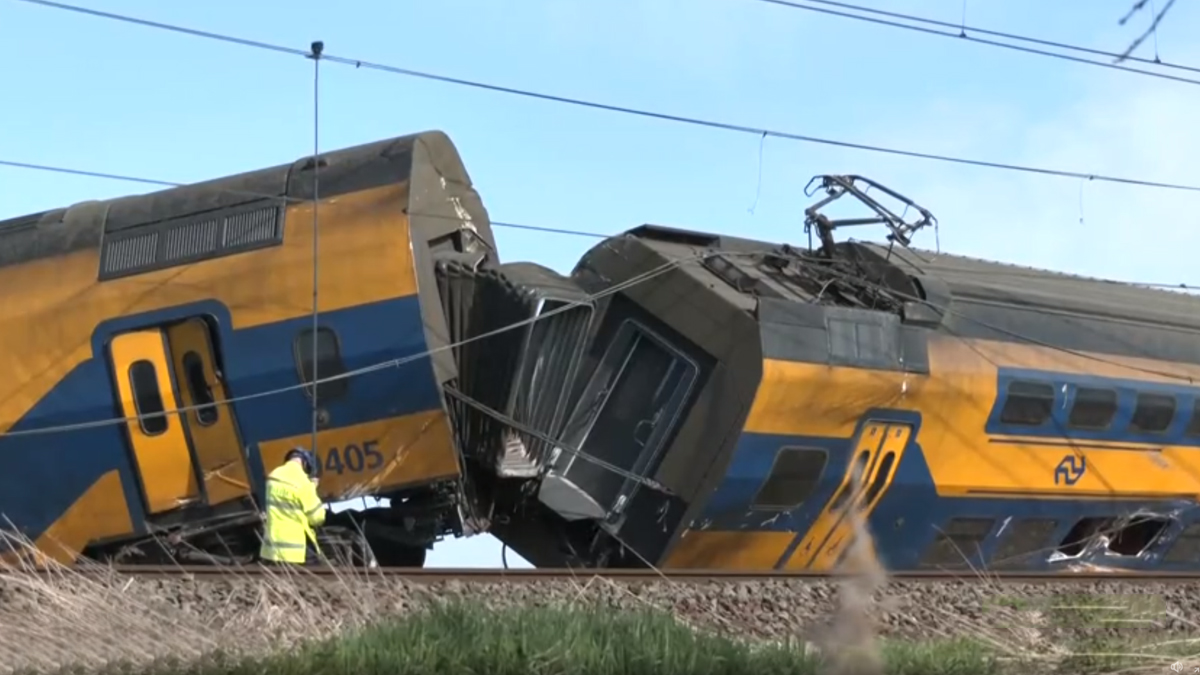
left=314, top=440, right=384, bottom=476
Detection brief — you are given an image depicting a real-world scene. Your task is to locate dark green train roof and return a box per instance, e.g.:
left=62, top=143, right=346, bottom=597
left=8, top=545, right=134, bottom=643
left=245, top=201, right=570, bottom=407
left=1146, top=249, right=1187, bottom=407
left=865, top=241, right=1200, bottom=333
left=588, top=224, right=1200, bottom=367
left=0, top=130, right=472, bottom=269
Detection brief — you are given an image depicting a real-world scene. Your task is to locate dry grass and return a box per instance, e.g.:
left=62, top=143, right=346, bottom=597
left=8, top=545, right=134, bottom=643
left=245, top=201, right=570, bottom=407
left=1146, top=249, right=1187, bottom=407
left=0, top=527, right=1197, bottom=674
left=910, top=537, right=1200, bottom=674
left=0, top=530, right=400, bottom=674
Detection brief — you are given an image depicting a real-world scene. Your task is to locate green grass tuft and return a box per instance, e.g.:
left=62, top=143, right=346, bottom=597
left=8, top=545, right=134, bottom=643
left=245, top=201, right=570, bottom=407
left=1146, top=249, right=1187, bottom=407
left=63, top=602, right=1002, bottom=675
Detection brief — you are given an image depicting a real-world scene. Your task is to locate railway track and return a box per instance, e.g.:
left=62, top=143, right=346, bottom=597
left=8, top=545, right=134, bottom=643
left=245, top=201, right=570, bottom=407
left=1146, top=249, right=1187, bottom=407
left=10, top=565, right=1200, bottom=583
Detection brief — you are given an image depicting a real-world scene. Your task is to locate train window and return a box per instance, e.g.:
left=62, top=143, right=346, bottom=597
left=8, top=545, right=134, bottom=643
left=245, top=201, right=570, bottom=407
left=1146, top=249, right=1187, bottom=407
left=1057, top=517, right=1111, bottom=557
left=1186, top=400, right=1200, bottom=436
left=182, top=352, right=218, bottom=426
left=128, top=360, right=168, bottom=436
left=829, top=449, right=871, bottom=512
left=294, top=326, right=348, bottom=401
left=919, top=518, right=996, bottom=569
left=752, top=447, right=827, bottom=510
left=1130, top=392, right=1175, bottom=434
left=861, top=451, right=897, bottom=505
left=998, top=380, right=1053, bottom=426
left=990, top=518, right=1058, bottom=569
left=573, top=330, right=695, bottom=508
left=1068, top=387, right=1118, bottom=429
left=550, top=319, right=702, bottom=519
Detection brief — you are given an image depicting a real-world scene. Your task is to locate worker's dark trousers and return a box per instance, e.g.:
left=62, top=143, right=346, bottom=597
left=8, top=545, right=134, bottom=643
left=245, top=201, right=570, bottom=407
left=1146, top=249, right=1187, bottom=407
left=257, top=554, right=309, bottom=566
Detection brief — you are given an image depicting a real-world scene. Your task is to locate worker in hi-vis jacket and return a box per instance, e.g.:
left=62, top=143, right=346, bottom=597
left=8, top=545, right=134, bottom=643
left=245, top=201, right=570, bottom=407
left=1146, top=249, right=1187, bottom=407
left=259, top=447, right=327, bottom=565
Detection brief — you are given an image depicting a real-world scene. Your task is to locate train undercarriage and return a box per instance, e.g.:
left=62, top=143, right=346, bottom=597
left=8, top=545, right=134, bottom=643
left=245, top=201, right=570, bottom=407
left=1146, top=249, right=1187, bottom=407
left=74, top=481, right=466, bottom=569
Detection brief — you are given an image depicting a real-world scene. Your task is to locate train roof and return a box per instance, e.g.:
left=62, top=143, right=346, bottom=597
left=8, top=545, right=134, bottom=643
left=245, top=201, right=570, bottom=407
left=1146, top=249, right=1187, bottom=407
left=868, top=241, right=1200, bottom=332
left=0, top=130, right=471, bottom=270
left=611, top=224, right=1200, bottom=333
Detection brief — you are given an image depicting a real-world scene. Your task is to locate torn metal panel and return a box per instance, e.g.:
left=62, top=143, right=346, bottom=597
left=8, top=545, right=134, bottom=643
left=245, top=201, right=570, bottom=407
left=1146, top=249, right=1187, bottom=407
left=1049, top=506, right=1185, bottom=567
left=435, top=260, right=595, bottom=477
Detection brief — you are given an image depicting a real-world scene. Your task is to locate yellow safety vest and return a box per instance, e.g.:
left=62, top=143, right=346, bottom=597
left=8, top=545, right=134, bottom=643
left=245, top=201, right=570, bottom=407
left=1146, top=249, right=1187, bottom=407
left=259, top=461, right=327, bottom=564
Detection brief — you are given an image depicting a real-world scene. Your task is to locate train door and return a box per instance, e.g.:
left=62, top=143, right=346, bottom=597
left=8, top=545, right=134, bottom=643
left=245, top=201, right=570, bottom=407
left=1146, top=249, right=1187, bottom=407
left=109, top=330, right=203, bottom=514
left=785, top=420, right=911, bottom=571
left=163, top=317, right=251, bottom=506
left=552, top=321, right=698, bottom=522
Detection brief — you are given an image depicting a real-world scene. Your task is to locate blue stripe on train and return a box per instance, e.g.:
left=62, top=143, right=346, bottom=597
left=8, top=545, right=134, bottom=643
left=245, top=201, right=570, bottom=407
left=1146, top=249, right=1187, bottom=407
left=0, top=294, right=439, bottom=547
left=695, top=409, right=1200, bottom=571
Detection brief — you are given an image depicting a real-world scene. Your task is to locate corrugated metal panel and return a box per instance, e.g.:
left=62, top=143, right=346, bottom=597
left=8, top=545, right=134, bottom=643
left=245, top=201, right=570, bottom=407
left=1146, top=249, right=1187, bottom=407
left=102, top=231, right=159, bottom=277
left=98, top=202, right=283, bottom=281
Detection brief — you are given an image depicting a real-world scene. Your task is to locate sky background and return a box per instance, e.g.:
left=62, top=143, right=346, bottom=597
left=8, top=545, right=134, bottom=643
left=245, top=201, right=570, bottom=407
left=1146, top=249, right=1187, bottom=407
left=4, top=0, right=1199, bottom=567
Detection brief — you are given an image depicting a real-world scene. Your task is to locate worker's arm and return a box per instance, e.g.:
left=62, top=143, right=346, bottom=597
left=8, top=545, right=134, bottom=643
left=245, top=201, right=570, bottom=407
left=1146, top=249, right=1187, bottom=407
left=300, top=480, right=327, bottom=527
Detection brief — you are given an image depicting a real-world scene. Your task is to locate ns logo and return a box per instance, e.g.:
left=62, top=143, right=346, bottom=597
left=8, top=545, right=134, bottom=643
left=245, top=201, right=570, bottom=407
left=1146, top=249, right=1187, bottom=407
left=1053, top=455, right=1086, bottom=486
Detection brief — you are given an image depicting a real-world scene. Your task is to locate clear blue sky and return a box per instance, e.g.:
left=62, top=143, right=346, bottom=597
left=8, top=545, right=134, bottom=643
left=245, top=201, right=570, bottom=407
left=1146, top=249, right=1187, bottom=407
left=4, top=0, right=1199, bottom=567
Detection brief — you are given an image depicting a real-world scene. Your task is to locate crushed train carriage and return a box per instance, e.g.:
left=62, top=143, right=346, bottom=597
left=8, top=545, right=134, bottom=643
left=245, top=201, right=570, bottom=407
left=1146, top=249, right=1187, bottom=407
left=8, top=131, right=1200, bottom=574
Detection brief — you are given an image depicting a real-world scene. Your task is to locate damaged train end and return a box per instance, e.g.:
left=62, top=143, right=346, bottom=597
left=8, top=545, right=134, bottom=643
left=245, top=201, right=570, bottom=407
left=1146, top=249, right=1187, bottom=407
left=441, top=224, right=761, bottom=568
left=458, top=174, right=1200, bottom=576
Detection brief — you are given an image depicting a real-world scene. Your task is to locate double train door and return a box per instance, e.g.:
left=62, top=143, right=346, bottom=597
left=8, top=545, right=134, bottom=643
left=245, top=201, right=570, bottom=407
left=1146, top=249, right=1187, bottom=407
left=107, top=318, right=251, bottom=516
left=785, top=420, right=911, bottom=572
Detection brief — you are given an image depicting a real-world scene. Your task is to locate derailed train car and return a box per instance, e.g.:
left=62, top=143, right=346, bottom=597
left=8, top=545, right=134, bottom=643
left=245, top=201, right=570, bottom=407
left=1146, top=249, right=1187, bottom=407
left=463, top=176, right=1200, bottom=574
left=8, top=130, right=1200, bottom=573
left=0, top=131, right=499, bottom=566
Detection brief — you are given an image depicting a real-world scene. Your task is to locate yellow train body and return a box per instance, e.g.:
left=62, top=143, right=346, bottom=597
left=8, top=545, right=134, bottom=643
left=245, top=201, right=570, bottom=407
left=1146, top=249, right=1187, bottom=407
left=664, top=336, right=1200, bottom=571
left=10, top=137, right=1200, bottom=575
left=485, top=213, right=1200, bottom=574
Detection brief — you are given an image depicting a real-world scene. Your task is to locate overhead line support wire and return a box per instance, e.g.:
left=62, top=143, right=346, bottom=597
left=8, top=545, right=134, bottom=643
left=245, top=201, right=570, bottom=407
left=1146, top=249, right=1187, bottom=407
left=12, top=0, right=1200, bottom=194
left=747, top=0, right=1200, bottom=81
left=307, top=39, right=324, bottom=459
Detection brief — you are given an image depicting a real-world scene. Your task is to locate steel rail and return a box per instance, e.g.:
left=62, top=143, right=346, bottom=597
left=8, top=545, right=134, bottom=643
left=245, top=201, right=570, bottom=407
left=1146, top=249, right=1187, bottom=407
left=10, top=566, right=1200, bottom=583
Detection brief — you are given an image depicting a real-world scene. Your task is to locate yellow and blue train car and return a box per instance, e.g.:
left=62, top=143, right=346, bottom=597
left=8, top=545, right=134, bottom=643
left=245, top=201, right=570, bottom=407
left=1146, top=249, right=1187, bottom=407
left=0, top=131, right=503, bottom=566
left=15, top=137, right=1200, bottom=575
left=484, top=188, right=1200, bottom=573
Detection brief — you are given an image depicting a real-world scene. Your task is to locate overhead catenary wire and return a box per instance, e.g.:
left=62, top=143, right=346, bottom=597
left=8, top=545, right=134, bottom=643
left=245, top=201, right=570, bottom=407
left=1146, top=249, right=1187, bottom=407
left=745, top=0, right=1200, bottom=83
left=11, top=0, right=1200, bottom=195
left=1116, top=0, right=1177, bottom=63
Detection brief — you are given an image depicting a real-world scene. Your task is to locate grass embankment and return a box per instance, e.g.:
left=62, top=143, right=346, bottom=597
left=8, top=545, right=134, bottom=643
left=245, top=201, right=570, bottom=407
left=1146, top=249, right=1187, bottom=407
left=60, top=603, right=997, bottom=675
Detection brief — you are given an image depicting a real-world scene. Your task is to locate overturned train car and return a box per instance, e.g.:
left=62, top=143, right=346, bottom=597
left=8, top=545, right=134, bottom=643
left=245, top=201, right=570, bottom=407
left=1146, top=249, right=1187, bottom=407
left=459, top=180, right=1200, bottom=574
